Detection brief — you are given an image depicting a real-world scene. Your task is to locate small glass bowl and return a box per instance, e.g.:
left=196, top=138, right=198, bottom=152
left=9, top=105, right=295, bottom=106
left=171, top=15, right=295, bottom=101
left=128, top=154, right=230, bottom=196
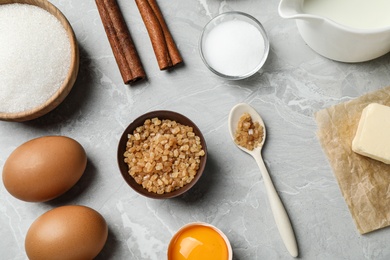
left=199, top=11, right=270, bottom=80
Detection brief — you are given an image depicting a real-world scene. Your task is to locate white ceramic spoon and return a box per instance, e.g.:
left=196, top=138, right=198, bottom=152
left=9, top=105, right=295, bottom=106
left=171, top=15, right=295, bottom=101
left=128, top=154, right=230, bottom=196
left=228, top=103, right=298, bottom=258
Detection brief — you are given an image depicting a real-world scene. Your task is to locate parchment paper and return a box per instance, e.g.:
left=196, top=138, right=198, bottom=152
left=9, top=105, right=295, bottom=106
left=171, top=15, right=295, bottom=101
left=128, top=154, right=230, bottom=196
left=315, top=86, right=390, bottom=234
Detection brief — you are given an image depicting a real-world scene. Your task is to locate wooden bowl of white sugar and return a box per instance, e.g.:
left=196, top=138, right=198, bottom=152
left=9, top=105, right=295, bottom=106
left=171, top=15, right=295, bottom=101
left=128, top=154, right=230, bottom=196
left=0, top=0, right=79, bottom=122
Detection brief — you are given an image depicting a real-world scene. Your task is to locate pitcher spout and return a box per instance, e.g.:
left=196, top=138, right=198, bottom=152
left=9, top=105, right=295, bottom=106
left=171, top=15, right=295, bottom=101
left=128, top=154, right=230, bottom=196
left=278, top=0, right=321, bottom=22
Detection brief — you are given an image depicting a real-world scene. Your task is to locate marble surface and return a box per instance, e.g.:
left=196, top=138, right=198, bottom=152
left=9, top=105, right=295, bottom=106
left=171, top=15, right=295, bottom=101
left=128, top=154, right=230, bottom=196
left=1, top=0, right=390, bottom=259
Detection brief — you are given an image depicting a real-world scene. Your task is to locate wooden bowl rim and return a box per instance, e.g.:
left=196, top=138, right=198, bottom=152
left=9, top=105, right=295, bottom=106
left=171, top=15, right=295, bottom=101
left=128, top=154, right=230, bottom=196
left=0, top=0, right=79, bottom=122
left=117, top=110, right=208, bottom=199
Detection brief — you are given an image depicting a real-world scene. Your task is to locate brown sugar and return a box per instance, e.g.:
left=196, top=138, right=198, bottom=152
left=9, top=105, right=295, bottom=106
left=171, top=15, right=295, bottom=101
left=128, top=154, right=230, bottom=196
left=234, top=113, right=264, bottom=150
left=123, top=118, right=205, bottom=194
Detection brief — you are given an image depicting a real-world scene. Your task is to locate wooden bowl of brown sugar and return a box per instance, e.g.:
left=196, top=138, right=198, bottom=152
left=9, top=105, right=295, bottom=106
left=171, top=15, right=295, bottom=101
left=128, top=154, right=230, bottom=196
left=117, top=111, right=208, bottom=199
left=0, top=0, right=79, bottom=122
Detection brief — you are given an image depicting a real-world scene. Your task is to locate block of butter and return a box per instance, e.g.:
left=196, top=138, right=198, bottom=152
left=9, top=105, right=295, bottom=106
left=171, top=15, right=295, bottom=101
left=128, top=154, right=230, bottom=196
left=352, top=103, right=390, bottom=164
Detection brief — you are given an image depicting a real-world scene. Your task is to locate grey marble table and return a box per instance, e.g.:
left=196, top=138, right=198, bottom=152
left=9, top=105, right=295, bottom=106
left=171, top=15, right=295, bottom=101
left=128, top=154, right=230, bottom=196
left=1, top=0, right=390, bottom=259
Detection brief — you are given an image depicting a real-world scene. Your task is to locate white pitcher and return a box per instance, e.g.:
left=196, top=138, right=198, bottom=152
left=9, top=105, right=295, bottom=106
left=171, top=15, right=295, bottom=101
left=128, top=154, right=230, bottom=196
left=278, top=0, right=390, bottom=62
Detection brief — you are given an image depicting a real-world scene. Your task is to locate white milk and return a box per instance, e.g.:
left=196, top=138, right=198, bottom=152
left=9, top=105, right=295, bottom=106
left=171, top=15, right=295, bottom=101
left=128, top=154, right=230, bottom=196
left=203, top=20, right=265, bottom=77
left=303, top=0, right=390, bottom=29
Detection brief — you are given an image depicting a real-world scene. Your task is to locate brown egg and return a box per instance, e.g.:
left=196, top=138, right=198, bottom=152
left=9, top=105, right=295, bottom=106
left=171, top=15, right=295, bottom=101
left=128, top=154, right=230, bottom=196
left=2, top=136, right=87, bottom=202
left=25, top=205, right=108, bottom=260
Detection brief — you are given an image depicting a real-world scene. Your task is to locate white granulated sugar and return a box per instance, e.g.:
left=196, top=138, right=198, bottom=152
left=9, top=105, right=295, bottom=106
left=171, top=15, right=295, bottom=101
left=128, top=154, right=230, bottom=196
left=0, top=4, right=71, bottom=113
left=203, top=20, right=265, bottom=77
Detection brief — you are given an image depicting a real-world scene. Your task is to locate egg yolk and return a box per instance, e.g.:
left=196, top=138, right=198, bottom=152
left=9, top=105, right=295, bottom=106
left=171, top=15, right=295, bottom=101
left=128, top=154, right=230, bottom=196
left=168, top=225, right=229, bottom=260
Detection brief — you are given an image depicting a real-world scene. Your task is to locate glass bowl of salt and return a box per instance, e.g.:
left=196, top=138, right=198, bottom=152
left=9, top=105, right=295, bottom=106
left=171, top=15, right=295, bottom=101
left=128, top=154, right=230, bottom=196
left=199, top=11, right=269, bottom=80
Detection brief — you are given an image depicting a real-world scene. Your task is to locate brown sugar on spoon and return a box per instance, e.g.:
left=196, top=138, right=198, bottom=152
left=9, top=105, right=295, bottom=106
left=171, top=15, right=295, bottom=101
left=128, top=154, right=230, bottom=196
left=135, top=0, right=183, bottom=70
left=234, top=113, right=264, bottom=151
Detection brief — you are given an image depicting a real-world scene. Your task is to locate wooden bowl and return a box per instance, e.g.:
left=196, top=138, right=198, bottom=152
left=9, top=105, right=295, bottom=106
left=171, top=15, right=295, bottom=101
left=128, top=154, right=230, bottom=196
left=117, top=111, right=208, bottom=199
left=0, top=0, right=79, bottom=122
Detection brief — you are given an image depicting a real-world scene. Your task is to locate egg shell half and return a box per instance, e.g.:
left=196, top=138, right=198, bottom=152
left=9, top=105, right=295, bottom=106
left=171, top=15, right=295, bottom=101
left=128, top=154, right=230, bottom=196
left=168, top=222, right=233, bottom=260
left=25, top=205, right=108, bottom=260
left=2, top=136, right=87, bottom=202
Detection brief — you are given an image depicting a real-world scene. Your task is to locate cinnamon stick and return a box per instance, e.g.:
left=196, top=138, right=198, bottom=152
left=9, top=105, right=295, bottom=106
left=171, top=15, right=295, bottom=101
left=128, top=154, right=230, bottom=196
left=135, top=0, right=183, bottom=70
left=96, top=0, right=146, bottom=84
